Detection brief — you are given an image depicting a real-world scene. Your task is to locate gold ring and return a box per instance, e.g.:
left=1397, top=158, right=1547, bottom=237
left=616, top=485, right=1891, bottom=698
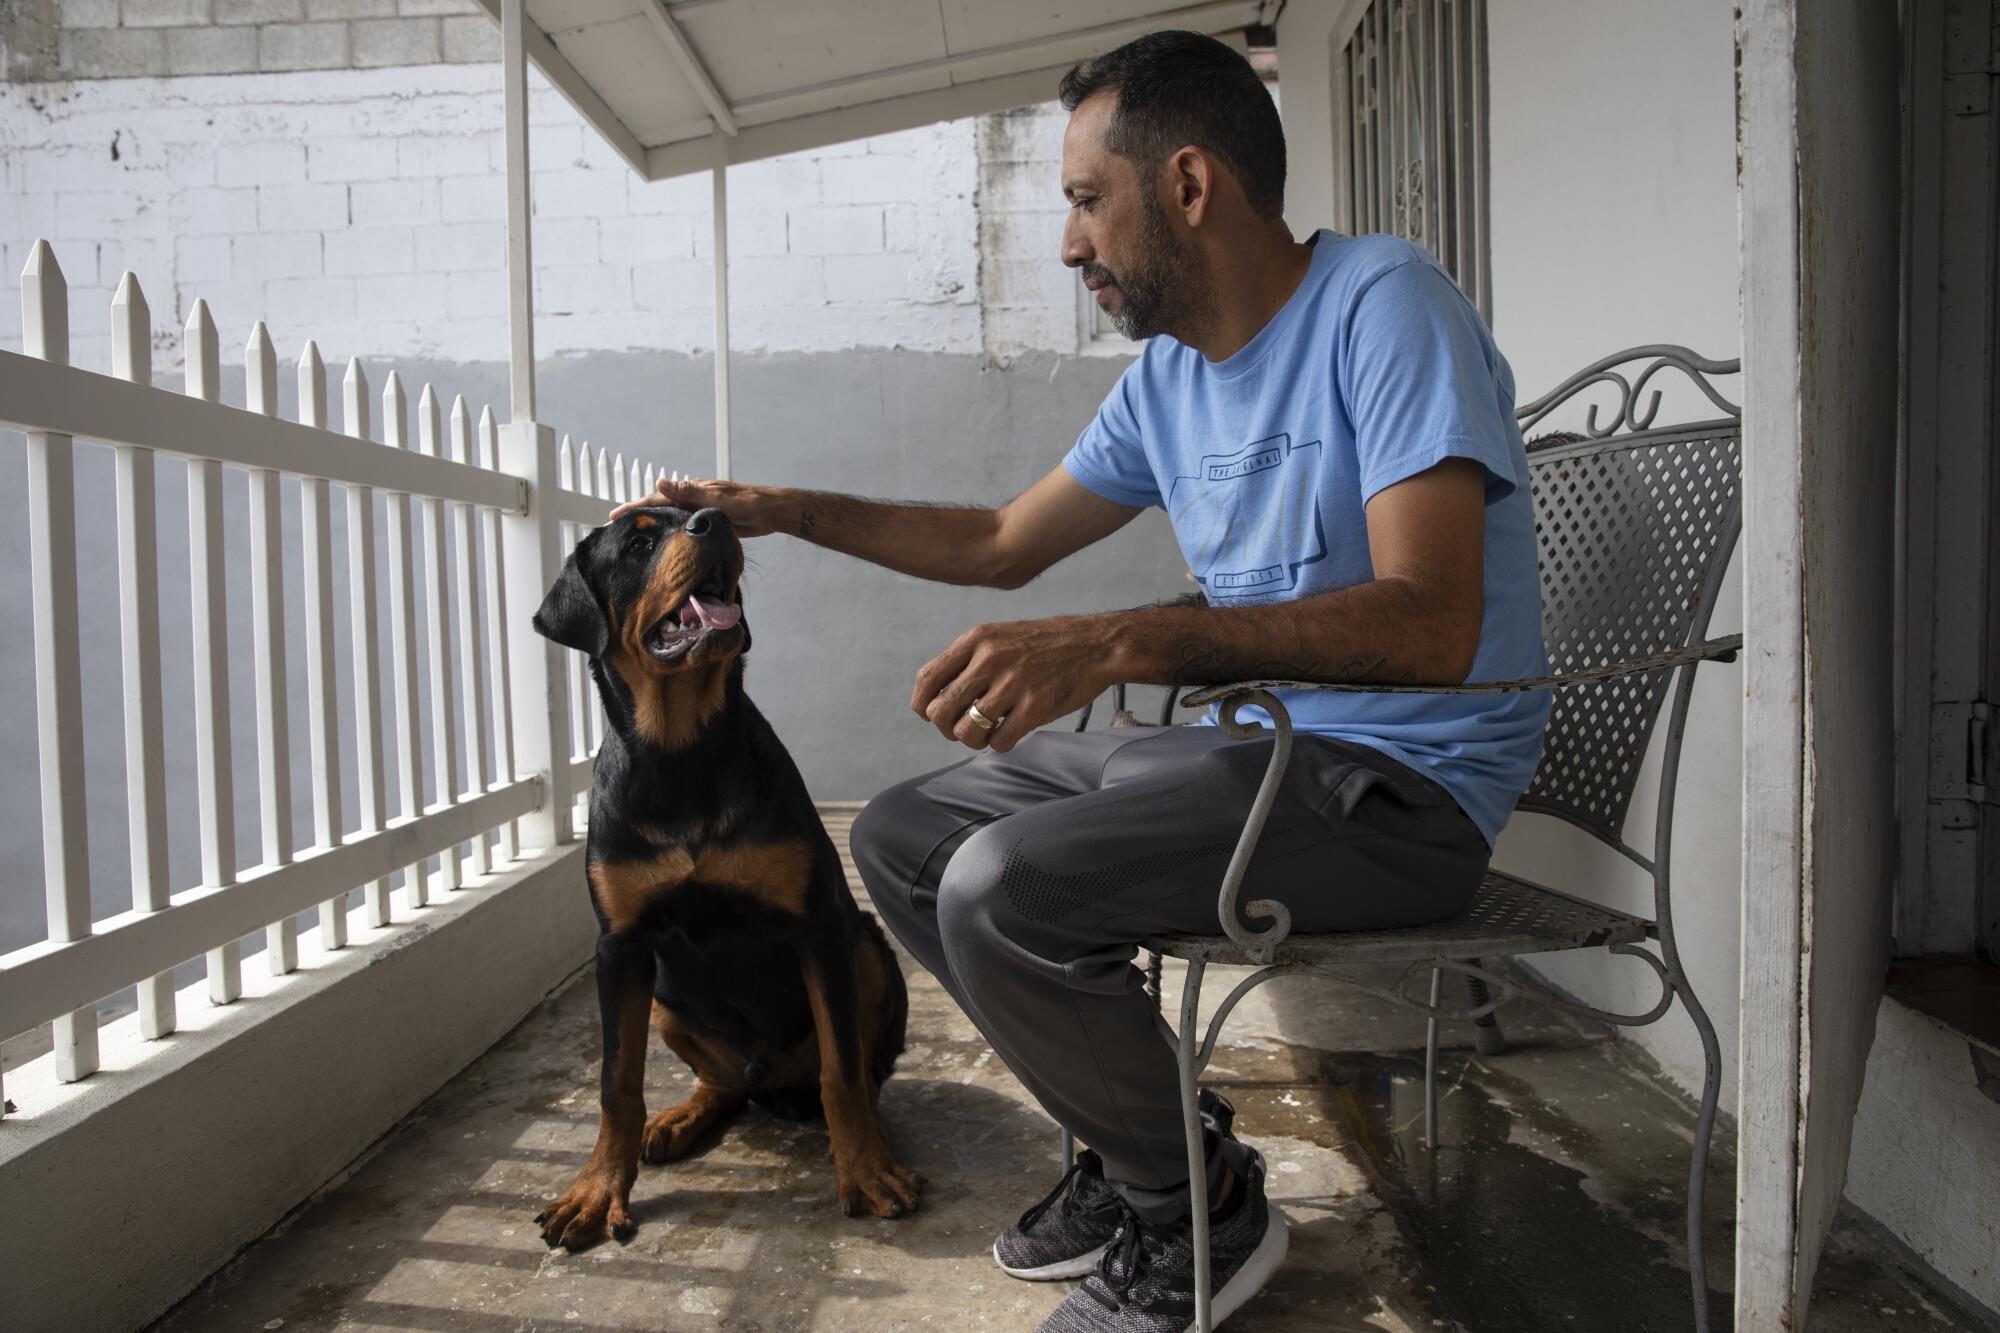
left=964, top=699, right=999, bottom=732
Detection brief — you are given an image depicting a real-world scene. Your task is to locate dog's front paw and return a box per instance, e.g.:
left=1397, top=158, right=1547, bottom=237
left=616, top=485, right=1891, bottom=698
left=836, top=1140, right=923, bottom=1219
left=535, top=1167, right=637, bottom=1250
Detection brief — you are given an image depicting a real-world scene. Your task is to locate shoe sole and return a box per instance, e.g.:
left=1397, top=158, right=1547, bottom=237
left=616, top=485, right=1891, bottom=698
left=992, top=1239, right=1109, bottom=1282
left=1185, top=1206, right=1289, bottom=1331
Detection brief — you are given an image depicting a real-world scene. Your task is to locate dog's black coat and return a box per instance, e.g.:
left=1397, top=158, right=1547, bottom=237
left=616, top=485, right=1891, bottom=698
left=528, top=505, right=916, bottom=1248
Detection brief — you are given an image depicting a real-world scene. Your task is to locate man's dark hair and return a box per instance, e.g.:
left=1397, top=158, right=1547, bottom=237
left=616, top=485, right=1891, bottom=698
left=1058, top=30, right=1285, bottom=221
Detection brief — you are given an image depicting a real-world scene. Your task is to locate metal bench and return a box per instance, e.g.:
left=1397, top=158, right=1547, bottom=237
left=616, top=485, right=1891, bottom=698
left=1067, top=345, right=1743, bottom=1333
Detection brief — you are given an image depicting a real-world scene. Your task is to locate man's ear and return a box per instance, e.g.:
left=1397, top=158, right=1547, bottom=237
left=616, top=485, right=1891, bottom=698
left=532, top=548, right=608, bottom=657
left=1165, top=145, right=1210, bottom=226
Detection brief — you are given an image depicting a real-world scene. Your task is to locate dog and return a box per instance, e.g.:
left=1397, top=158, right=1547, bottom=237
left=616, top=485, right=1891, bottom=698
left=529, top=503, right=919, bottom=1250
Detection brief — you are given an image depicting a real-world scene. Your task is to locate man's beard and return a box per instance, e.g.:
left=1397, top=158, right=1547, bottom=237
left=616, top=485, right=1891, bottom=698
left=1085, top=192, right=1210, bottom=341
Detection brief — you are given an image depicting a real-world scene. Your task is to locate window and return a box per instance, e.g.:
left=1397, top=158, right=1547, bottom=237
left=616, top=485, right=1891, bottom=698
left=1337, top=0, right=1491, bottom=320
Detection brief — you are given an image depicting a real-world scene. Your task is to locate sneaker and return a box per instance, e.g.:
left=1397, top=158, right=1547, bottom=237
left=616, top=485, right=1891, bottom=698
left=993, top=1149, right=1124, bottom=1280
left=1033, top=1144, right=1288, bottom=1333
left=995, top=1091, right=1239, bottom=1283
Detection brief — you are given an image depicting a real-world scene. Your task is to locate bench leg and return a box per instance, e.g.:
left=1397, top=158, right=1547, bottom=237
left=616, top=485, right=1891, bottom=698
left=1424, top=967, right=1442, bottom=1150
left=1178, top=958, right=1213, bottom=1333
left=1467, top=969, right=1507, bottom=1055
left=1683, top=980, right=1724, bottom=1333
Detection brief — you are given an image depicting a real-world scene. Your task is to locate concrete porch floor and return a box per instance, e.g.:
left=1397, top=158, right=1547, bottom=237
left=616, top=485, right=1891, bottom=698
left=153, top=849, right=1989, bottom=1332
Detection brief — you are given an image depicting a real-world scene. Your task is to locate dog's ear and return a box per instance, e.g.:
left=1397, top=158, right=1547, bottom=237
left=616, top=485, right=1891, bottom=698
left=532, top=546, right=608, bottom=657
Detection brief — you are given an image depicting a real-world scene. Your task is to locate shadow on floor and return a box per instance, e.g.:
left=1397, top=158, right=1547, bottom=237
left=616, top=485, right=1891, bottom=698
left=150, top=947, right=1990, bottom=1333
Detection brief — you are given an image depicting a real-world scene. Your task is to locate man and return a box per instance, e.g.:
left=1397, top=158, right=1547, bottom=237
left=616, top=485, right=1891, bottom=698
left=616, top=29, right=1547, bottom=1331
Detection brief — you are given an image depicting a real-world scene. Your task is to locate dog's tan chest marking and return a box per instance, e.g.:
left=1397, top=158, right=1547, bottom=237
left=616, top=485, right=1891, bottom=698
left=695, top=838, right=814, bottom=915
left=589, top=851, right=695, bottom=935
left=589, top=837, right=814, bottom=934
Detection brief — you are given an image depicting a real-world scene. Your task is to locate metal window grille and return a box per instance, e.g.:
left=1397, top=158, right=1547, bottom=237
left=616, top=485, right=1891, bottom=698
left=1339, top=0, right=1491, bottom=320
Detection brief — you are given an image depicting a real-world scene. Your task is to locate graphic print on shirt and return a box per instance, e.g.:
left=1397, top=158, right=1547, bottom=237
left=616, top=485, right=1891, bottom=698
left=1165, top=433, right=1326, bottom=601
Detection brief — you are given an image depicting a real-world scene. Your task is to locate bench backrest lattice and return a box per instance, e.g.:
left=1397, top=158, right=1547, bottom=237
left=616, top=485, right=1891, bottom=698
left=1513, top=346, right=1743, bottom=854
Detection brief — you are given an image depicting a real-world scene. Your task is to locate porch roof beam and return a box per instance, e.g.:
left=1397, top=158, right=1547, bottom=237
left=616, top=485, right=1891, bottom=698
left=469, top=0, right=649, bottom=178
left=728, top=0, right=1255, bottom=123
left=635, top=0, right=738, bottom=135
left=639, top=2, right=1257, bottom=179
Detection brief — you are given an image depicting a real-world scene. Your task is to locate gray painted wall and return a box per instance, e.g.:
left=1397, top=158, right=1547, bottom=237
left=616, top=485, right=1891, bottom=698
left=0, top=347, right=1186, bottom=960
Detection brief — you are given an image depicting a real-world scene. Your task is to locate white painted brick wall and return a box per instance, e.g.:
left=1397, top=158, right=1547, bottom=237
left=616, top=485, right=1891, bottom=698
left=978, top=104, right=1097, bottom=361
left=0, top=63, right=1100, bottom=371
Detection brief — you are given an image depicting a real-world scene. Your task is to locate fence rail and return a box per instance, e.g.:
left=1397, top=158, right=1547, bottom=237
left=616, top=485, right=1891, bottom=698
left=0, top=238, right=637, bottom=1116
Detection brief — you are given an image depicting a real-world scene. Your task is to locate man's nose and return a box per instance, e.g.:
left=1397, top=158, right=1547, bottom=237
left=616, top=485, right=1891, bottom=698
left=685, top=507, right=730, bottom=537
left=1061, top=213, right=1091, bottom=268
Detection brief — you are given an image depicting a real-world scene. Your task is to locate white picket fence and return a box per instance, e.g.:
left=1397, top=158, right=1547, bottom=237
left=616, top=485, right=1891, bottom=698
left=0, top=238, right=673, bottom=1115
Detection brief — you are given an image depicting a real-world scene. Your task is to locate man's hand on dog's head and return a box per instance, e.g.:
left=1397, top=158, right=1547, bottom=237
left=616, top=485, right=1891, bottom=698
left=611, top=474, right=780, bottom=537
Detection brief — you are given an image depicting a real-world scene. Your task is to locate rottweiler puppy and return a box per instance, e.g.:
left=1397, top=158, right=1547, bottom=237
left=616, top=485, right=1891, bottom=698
left=530, top=504, right=920, bottom=1249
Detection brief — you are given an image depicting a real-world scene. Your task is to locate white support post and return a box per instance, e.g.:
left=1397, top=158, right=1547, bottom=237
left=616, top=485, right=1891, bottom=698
left=478, top=408, right=524, bottom=860
left=22, top=239, right=98, bottom=1086
left=498, top=0, right=569, bottom=852
left=419, top=386, right=464, bottom=892
left=185, top=299, right=242, bottom=1007
left=712, top=160, right=733, bottom=481
left=563, top=438, right=592, bottom=766
left=498, top=414, right=571, bottom=850
left=111, top=273, right=176, bottom=1035
left=502, top=0, right=537, bottom=425
left=344, top=359, right=392, bottom=928
left=299, top=343, right=349, bottom=948
left=246, top=321, right=297, bottom=976
left=450, top=398, right=495, bottom=875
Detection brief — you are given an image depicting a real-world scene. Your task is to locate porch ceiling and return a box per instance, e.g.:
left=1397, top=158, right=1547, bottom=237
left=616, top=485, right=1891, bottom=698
left=470, top=0, right=1278, bottom=181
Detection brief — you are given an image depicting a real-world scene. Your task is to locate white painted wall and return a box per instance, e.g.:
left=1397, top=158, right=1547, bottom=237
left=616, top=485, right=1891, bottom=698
left=1483, top=0, right=1745, bottom=1107
left=0, top=63, right=1004, bottom=372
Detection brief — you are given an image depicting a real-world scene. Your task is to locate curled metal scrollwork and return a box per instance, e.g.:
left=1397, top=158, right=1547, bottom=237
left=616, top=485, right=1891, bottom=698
left=1213, top=690, right=1294, bottom=965
left=1190, top=963, right=1315, bottom=1074
left=1480, top=944, right=1678, bottom=1028
left=1516, top=344, right=1741, bottom=439
left=1172, top=947, right=1680, bottom=1077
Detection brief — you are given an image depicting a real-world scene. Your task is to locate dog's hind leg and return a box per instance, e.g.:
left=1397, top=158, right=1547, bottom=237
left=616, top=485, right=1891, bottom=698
left=854, top=918, right=908, bottom=1105
left=643, top=1001, right=748, bottom=1164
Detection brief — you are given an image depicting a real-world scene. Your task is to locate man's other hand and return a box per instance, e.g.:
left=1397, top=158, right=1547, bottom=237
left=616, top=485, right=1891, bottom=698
left=912, top=616, right=1115, bottom=753
left=610, top=474, right=781, bottom=536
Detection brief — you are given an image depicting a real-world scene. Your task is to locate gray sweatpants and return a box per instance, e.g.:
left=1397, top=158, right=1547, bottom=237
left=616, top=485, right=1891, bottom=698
left=850, top=723, right=1489, bottom=1223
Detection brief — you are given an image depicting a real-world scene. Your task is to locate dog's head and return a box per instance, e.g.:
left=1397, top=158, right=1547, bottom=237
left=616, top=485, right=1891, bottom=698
left=533, top=506, right=750, bottom=682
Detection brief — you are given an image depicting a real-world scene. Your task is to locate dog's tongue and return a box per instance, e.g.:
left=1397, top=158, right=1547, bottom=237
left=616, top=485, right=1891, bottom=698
left=688, top=596, right=741, bottom=630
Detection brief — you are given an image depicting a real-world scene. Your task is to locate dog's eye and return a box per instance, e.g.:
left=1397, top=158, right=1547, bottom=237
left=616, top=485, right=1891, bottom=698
left=626, top=531, right=657, bottom=557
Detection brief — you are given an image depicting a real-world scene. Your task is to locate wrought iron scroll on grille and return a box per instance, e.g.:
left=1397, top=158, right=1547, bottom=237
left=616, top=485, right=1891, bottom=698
left=1341, top=0, right=1491, bottom=319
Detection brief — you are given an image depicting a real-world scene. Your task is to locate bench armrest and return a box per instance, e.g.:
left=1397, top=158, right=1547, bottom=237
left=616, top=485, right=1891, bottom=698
left=1178, top=634, right=1742, bottom=709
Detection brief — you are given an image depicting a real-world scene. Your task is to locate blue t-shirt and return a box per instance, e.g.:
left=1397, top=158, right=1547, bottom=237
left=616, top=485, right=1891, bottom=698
left=1063, top=230, right=1549, bottom=846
